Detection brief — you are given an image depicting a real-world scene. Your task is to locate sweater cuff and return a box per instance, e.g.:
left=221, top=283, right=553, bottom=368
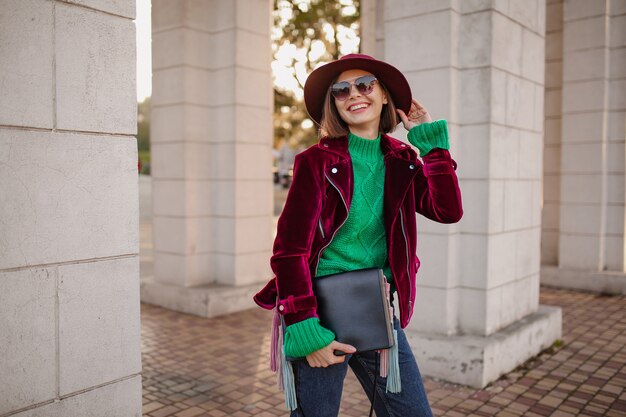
left=408, top=119, right=450, bottom=157
left=284, top=317, right=335, bottom=358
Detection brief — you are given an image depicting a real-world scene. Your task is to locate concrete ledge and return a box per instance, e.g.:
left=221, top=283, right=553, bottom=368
left=140, top=277, right=260, bottom=318
left=406, top=305, right=562, bottom=388
left=541, top=266, right=626, bottom=295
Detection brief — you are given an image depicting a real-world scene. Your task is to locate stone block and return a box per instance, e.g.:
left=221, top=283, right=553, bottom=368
left=64, top=0, right=135, bottom=18
left=543, top=144, right=561, bottom=174
left=610, top=0, right=626, bottom=16
left=563, top=0, right=606, bottom=21
left=459, top=234, right=488, bottom=289
left=153, top=215, right=213, bottom=255
left=235, top=104, right=273, bottom=144
left=515, top=228, right=542, bottom=280
left=491, top=68, right=507, bottom=125
left=608, top=111, right=625, bottom=142
left=544, top=88, right=562, bottom=118
left=213, top=251, right=272, bottom=286
left=610, top=47, right=626, bottom=79
left=416, top=233, right=456, bottom=288
left=404, top=68, right=454, bottom=121
left=492, top=12, right=523, bottom=75
left=561, top=111, right=604, bottom=143
left=384, top=0, right=453, bottom=21
left=154, top=252, right=214, bottom=286
left=542, top=200, right=560, bottom=231
left=458, top=68, right=490, bottom=124
left=408, top=305, right=562, bottom=388
left=607, top=173, right=625, bottom=204
left=546, top=1, right=563, bottom=33
left=458, top=11, right=491, bottom=69
left=545, top=32, right=563, bottom=61
left=490, top=125, right=520, bottom=179
left=150, top=142, right=187, bottom=179
left=563, top=16, right=607, bottom=52
left=542, top=266, right=626, bottom=294
left=212, top=216, right=273, bottom=255
left=506, top=74, right=536, bottom=130
left=562, top=80, right=606, bottom=113
left=457, top=124, right=490, bottom=179
left=13, top=376, right=142, bottom=417
left=518, top=131, right=543, bottom=179
left=458, top=287, right=501, bottom=335
left=55, top=3, right=136, bottom=134
left=236, top=30, right=271, bottom=70
left=508, top=0, right=542, bottom=33
left=487, top=231, right=518, bottom=288
left=503, top=180, right=535, bottom=230
left=607, top=142, right=625, bottom=172
left=458, top=179, right=504, bottom=233
left=0, top=0, right=53, bottom=129
left=0, top=130, right=138, bottom=270
left=563, top=48, right=607, bottom=82
left=560, top=174, right=602, bottom=204
left=559, top=203, right=602, bottom=235
left=545, top=61, right=562, bottom=89
left=541, top=229, right=559, bottom=265
left=385, top=10, right=454, bottom=72
left=559, top=234, right=601, bottom=269
left=234, top=143, right=273, bottom=180
left=610, top=15, right=626, bottom=48
left=561, top=143, right=603, bottom=174
left=0, top=268, right=56, bottom=414
left=605, top=236, right=625, bottom=271
left=151, top=0, right=185, bottom=31
left=236, top=67, right=272, bottom=108
left=544, top=174, right=560, bottom=203
left=236, top=0, right=270, bottom=35
left=151, top=66, right=219, bottom=107
left=152, top=28, right=219, bottom=70
left=522, top=29, right=546, bottom=85
left=609, top=79, right=626, bottom=111
left=58, top=258, right=141, bottom=395
left=410, top=286, right=458, bottom=335
left=533, top=84, right=546, bottom=132
left=544, top=117, right=562, bottom=145
left=150, top=104, right=213, bottom=144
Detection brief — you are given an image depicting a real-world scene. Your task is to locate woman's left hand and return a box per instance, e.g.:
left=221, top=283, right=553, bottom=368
left=397, top=98, right=432, bottom=130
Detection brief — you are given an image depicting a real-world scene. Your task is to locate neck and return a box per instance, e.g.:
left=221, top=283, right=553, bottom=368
left=348, top=122, right=380, bottom=140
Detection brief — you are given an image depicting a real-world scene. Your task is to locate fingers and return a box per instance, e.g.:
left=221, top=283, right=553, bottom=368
left=305, top=342, right=355, bottom=368
left=330, top=341, right=356, bottom=355
left=396, top=108, right=408, bottom=124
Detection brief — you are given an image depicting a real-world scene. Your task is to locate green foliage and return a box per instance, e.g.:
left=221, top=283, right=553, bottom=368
left=273, top=0, right=360, bottom=149
left=137, top=97, right=150, bottom=152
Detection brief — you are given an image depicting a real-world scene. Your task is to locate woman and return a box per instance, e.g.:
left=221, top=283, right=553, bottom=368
left=254, top=54, right=463, bottom=416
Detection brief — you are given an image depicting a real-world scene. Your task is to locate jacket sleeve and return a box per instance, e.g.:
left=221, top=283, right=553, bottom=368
left=409, top=122, right=463, bottom=223
left=270, top=151, right=323, bottom=325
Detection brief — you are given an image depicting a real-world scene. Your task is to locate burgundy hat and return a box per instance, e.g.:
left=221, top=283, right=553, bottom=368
left=303, top=53, right=412, bottom=125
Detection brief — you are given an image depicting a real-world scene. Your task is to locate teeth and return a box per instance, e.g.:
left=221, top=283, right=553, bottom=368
left=349, top=104, right=368, bottom=111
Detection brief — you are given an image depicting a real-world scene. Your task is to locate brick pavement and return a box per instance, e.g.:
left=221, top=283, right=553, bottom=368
left=141, top=287, right=626, bottom=417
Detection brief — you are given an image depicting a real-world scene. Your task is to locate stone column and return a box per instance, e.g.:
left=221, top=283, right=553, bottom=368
left=380, top=0, right=561, bottom=387
left=0, top=1, right=141, bottom=415
left=143, top=0, right=273, bottom=317
left=541, top=0, right=626, bottom=294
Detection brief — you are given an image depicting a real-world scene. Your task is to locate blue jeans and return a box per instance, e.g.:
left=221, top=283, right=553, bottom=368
left=289, top=318, right=434, bottom=417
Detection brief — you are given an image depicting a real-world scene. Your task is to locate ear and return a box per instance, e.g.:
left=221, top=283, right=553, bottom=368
left=382, top=93, right=388, bottom=105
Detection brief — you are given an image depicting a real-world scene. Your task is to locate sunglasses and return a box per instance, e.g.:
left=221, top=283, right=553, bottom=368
left=330, top=75, right=378, bottom=101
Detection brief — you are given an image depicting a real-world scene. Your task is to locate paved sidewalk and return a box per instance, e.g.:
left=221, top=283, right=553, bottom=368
left=141, top=287, right=626, bottom=417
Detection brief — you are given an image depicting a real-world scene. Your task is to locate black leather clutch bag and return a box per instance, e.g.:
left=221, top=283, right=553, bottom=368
left=312, top=268, right=393, bottom=355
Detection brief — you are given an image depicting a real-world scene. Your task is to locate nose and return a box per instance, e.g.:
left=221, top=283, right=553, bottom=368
left=347, top=83, right=362, bottom=99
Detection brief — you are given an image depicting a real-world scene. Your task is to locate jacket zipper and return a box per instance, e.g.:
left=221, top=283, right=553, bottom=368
left=318, top=218, right=325, bottom=239
left=314, top=173, right=349, bottom=276
left=398, top=209, right=412, bottom=312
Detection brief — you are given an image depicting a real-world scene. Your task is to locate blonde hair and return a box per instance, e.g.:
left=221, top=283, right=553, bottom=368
left=318, top=80, right=399, bottom=138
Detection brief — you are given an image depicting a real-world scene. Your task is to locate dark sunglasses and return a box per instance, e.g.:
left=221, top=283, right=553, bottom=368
left=330, top=75, right=378, bottom=101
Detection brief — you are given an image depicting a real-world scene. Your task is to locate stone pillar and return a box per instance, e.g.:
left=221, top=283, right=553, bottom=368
left=0, top=1, right=141, bottom=415
left=541, top=0, right=626, bottom=294
left=143, top=0, right=273, bottom=317
left=360, top=0, right=384, bottom=58
left=380, top=0, right=561, bottom=387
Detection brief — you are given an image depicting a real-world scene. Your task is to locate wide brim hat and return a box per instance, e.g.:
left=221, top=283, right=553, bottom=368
left=303, top=53, right=412, bottom=125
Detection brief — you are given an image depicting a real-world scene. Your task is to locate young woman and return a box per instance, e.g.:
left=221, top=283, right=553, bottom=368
left=254, top=54, right=463, bottom=416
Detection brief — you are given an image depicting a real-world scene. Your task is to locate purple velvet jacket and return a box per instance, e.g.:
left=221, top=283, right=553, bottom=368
left=254, top=133, right=463, bottom=329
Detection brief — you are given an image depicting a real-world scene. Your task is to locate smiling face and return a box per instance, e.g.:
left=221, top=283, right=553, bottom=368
left=333, top=69, right=388, bottom=134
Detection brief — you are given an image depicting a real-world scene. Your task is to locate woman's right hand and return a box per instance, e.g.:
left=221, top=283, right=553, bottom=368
left=305, top=341, right=356, bottom=368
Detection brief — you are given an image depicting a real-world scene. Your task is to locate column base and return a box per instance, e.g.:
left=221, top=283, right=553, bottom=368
left=140, top=277, right=261, bottom=318
left=406, top=305, right=562, bottom=388
left=541, top=266, right=626, bottom=295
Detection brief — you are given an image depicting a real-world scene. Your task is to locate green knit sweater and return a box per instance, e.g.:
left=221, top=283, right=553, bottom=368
left=283, top=120, right=450, bottom=358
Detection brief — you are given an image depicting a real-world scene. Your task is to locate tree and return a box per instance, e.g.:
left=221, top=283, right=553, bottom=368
left=272, top=0, right=360, bottom=149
